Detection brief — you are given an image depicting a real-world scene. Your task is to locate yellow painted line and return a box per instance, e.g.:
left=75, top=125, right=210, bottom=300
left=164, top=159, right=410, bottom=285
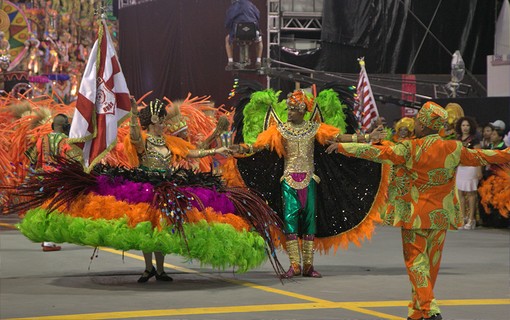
left=340, top=305, right=406, bottom=320
left=346, top=299, right=510, bottom=307
left=224, top=278, right=332, bottom=303
left=7, top=299, right=510, bottom=320
left=431, top=299, right=510, bottom=306
left=2, top=302, right=401, bottom=320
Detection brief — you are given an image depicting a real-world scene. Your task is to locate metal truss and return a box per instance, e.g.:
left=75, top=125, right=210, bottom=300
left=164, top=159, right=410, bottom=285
left=119, top=0, right=157, bottom=9
left=281, top=12, right=322, bottom=31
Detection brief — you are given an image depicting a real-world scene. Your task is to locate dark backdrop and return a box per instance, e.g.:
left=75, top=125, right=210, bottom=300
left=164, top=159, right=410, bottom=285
left=318, top=0, right=498, bottom=74
left=118, top=0, right=266, bottom=106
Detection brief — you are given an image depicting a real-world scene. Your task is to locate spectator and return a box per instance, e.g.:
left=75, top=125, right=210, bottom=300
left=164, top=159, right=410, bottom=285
left=489, top=120, right=505, bottom=131
left=224, top=0, right=263, bottom=70
left=490, top=128, right=506, bottom=150
left=454, top=116, right=481, bottom=230
left=480, top=123, right=494, bottom=149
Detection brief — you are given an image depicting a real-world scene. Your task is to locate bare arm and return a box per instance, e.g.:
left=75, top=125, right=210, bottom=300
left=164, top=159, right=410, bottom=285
left=129, top=98, right=144, bottom=154
left=187, top=146, right=231, bottom=158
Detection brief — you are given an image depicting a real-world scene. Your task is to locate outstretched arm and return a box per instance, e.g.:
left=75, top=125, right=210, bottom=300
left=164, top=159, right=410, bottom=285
left=327, top=140, right=409, bottom=165
left=187, top=146, right=231, bottom=158
left=229, top=143, right=264, bottom=155
left=460, top=147, right=510, bottom=166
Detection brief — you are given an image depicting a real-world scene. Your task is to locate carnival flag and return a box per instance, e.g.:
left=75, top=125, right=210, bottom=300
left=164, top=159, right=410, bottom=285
left=355, top=58, right=379, bottom=132
left=69, top=19, right=131, bottom=172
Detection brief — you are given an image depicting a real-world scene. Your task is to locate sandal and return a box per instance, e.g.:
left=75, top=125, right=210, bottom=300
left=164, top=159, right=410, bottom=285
left=137, top=266, right=156, bottom=283
left=155, top=271, right=173, bottom=282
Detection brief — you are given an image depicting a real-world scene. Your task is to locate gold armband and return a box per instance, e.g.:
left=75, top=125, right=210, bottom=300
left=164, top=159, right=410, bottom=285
left=351, top=134, right=358, bottom=143
left=335, top=133, right=342, bottom=142
left=198, top=149, right=216, bottom=157
left=364, top=134, right=370, bottom=142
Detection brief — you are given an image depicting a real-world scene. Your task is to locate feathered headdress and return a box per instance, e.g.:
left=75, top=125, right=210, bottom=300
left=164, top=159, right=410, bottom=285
left=286, top=89, right=313, bottom=113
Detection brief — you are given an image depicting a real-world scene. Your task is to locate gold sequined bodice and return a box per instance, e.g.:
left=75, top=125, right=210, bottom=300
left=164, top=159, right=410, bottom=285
left=139, top=134, right=172, bottom=170
left=277, top=121, right=320, bottom=189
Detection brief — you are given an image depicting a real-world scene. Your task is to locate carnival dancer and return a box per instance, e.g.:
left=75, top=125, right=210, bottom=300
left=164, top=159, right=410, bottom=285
left=127, top=98, right=228, bottom=282
left=231, top=89, right=386, bottom=279
left=393, top=117, right=415, bottom=142
left=14, top=98, right=285, bottom=281
left=327, top=101, right=510, bottom=320
left=25, top=113, right=80, bottom=251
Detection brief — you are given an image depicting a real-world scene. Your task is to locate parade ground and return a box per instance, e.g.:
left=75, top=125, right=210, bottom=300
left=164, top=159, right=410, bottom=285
left=1, top=216, right=509, bottom=320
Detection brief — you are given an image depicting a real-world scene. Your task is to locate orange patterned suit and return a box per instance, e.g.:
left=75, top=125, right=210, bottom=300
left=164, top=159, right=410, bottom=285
left=335, top=102, right=510, bottom=320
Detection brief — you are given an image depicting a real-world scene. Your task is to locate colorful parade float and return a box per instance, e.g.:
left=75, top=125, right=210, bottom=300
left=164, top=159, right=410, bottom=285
left=0, top=0, right=116, bottom=100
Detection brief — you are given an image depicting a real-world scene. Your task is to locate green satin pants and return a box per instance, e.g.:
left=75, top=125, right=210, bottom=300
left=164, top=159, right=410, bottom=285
left=281, top=180, right=317, bottom=235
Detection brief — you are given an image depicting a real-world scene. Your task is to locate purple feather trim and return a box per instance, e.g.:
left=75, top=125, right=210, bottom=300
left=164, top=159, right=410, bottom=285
left=180, top=187, right=236, bottom=214
left=93, top=176, right=236, bottom=214
left=94, top=175, right=155, bottom=204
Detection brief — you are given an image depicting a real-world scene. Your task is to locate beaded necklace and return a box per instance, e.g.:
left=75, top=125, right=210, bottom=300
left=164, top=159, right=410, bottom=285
left=146, top=134, right=166, bottom=146
left=279, top=121, right=318, bottom=140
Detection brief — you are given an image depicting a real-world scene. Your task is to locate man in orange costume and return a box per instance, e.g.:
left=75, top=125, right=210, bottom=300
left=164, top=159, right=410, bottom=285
left=327, top=102, right=510, bottom=320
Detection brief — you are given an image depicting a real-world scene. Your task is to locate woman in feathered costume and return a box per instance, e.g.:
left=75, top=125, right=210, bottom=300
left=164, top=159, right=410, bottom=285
left=14, top=98, right=286, bottom=281
left=230, top=88, right=387, bottom=278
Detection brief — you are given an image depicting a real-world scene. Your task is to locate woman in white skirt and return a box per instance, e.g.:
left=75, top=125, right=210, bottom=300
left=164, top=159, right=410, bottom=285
left=455, top=117, right=482, bottom=229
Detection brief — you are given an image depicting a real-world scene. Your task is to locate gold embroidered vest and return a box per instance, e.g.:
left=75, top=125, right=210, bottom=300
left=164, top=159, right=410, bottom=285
left=139, top=135, right=172, bottom=171
left=277, top=121, right=320, bottom=190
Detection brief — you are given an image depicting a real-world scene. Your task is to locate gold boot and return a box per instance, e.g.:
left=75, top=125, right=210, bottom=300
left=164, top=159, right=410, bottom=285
left=302, top=240, right=322, bottom=278
left=282, top=239, right=301, bottom=278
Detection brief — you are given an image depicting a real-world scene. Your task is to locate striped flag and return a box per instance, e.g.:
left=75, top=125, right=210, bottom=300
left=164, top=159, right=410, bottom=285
left=355, top=58, right=379, bottom=132
left=69, top=19, right=131, bottom=172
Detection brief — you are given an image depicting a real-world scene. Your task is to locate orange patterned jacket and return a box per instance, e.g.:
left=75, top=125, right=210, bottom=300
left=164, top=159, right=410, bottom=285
left=337, top=134, right=510, bottom=230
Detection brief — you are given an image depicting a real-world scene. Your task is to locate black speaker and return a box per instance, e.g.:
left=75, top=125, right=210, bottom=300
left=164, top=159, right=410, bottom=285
left=235, top=22, right=257, bottom=41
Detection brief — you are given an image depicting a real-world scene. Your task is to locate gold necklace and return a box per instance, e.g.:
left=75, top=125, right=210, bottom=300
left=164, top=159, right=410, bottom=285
left=147, top=134, right=166, bottom=146
left=285, top=121, right=310, bottom=133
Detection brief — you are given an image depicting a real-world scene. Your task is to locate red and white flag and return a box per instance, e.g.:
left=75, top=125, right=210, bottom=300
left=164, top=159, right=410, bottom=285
left=355, top=58, right=379, bottom=132
left=69, top=19, right=131, bottom=172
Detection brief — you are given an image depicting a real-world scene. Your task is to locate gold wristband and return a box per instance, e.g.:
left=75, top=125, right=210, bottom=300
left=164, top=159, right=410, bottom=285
left=335, top=133, right=341, bottom=142
left=351, top=134, right=358, bottom=143
left=364, top=134, right=370, bottom=142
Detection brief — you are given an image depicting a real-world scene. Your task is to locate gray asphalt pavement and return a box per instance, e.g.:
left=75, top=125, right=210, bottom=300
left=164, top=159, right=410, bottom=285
left=1, top=218, right=509, bottom=320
